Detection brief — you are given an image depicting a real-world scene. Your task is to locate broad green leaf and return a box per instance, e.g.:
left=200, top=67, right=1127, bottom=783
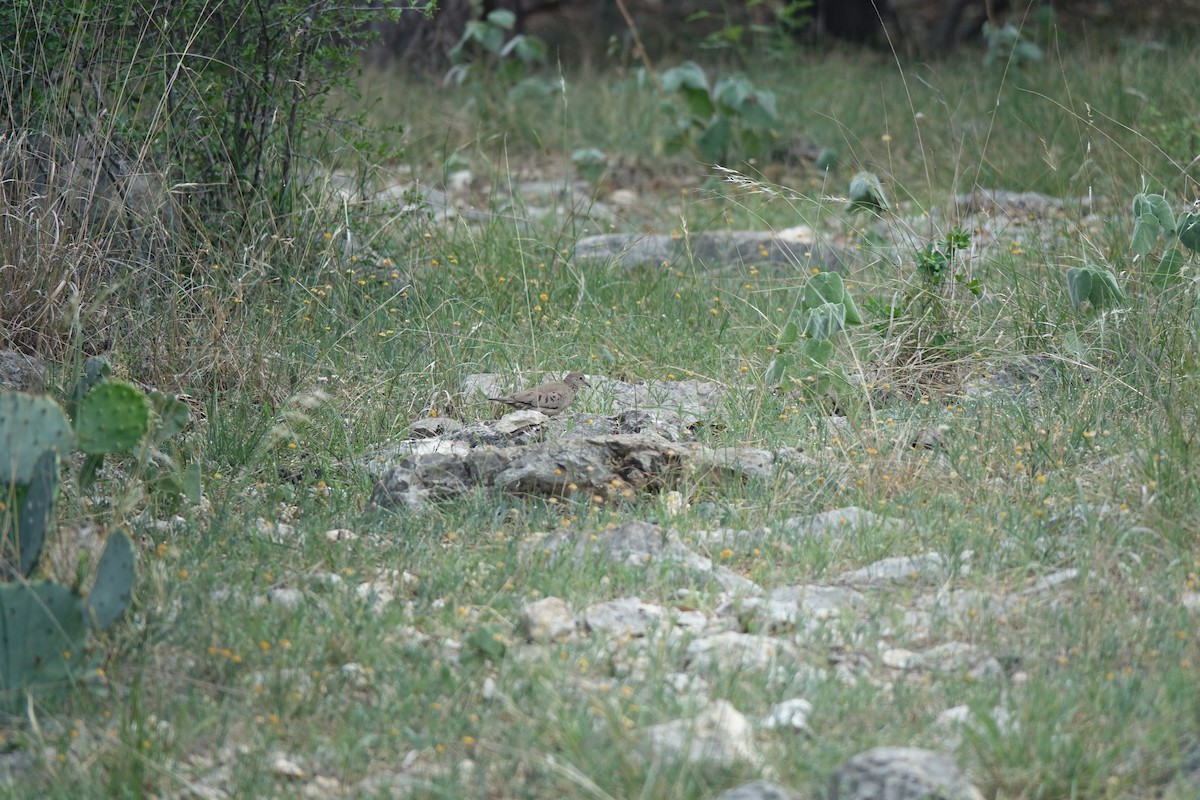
left=739, top=90, right=778, bottom=129
left=662, top=62, right=713, bottom=120
left=1177, top=212, right=1200, bottom=252
left=1131, top=192, right=1150, bottom=218
left=479, top=23, right=505, bottom=54
left=681, top=88, right=716, bottom=121
left=1131, top=213, right=1160, bottom=256
left=661, top=61, right=709, bottom=94
left=74, top=381, right=150, bottom=455
left=816, top=148, right=839, bottom=171
left=739, top=128, right=765, bottom=159
left=841, top=290, right=863, bottom=325
left=765, top=354, right=794, bottom=385
left=1147, top=194, right=1175, bottom=230
left=802, top=302, right=847, bottom=341
left=697, top=116, right=732, bottom=162
left=502, top=35, right=546, bottom=65
left=713, top=76, right=751, bottom=114
left=803, top=271, right=846, bottom=309
left=571, top=148, right=606, bottom=166
left=507, top=77, right=554, bottom=103
left=778, top=320, right=800, bottom=349
left=1060, top=329, right=1086, bottom=361
left=803, top=273, right=861, bottom=325
left=485, top=9, right=516, bottom=30
left=1150, top=246, right=1184, bottom=287
left=1089, top=268, right=1125, bottom=306
left=85, top=531, right=134, bottom=631
left=572, top=148, right=607, bottom=183
left=0, top=581, right=88, bottom=705
left=1066, top=266, right=1092, bottom=311
left=1013, top=40, right=1044, bottom=63
left=801, top=338, right=835, bottom=365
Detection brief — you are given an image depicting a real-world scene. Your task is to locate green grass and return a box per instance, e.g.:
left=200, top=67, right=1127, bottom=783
left=5, top=29, right=1200, bottom=800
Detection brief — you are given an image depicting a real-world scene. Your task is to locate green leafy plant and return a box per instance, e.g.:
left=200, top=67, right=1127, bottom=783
left=766, top=271, right=862, bottom=407
left=446, top=9, right=548, bottom=89
left=982, top=21, right=1044, bottom=68
left=687, top=0, right=813, bottom=53
left=1130, top=192, right=1200, bottom=286
left=657, top=61, right=779, bottom=163
left=443, top=8, right=553, bottom=140
left=866, top=227, right=978, bottom=354
left=1066, top=266, right=1126, bottom=313
left=846, top=171, right=891, bottom=216
left=571, top=148, right=608, bottom=185
left=915, top=227, right=974, bottom=288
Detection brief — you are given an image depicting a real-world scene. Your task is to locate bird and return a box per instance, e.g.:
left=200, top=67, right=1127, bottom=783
left=487, top=372, right=590, bottom=417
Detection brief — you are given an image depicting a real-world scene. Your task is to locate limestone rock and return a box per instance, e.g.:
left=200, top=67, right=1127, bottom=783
left=582, top=597, right=666, bottom=638
left=685, top=631, right=799, bottom=673
left=0, top=349, right=47, bottom=391
left=829, top=747, right=984, bottom=800
left=408, top=416, right=464, bottom=438
left=781, top=506, right=902, bottom=540
left=520, top=597, right=576, bottom=642
left=758, top=698, right=813, bottom=734
left=715, top=780, right=799, bottom=800
left=836, top=552, right=948, bottom=587
left=576, top=229, right=852, bottom=273
left=268, top=587, right=303, bottom=608
left=643, top=700, right=761, bottom=768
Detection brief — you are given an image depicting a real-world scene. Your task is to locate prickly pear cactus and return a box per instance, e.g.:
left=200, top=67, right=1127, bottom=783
left=0, top=581, right=88, bottom=704
left=74, top=380, right=151, bottom=455
left=67, top=355, right=112, bottom=419
left=0, top=392, right=74, bottom=485
left=148, top=390, right=190, bottom=444
left=85, top=531, right=134, bottom=631
left=4, top=449, right=58, bottom=580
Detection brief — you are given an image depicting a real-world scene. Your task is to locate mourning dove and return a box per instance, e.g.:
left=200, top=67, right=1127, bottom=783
left=488, top=372, right=589, bottom=417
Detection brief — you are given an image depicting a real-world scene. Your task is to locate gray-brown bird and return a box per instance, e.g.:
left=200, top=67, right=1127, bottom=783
left=487, top=371, right=590, bottom=417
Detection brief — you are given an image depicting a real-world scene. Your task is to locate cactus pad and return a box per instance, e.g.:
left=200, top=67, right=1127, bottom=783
left=7, top=448, right=58, bottom=579
left=85, top=531, right=135, bottom=631
left=74, top=381, right=151, bottom=455
left=148, top=390, right=191, bottom=444
left=0, top=581, right=88, bottom=701
left=0, top=392, right=74, bottom=485
left=67, top=356, right=112, bottom=419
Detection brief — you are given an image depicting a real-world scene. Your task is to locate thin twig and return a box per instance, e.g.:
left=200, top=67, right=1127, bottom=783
left=613, top=0, right=661, bottom=93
